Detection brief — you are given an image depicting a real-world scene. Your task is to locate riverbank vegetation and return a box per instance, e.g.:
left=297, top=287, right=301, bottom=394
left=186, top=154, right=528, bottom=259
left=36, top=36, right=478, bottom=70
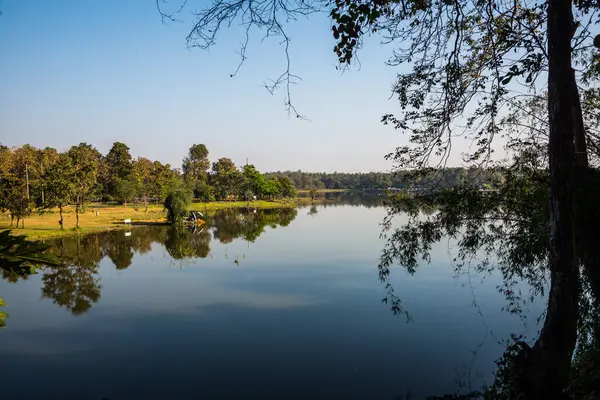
left=0, top=142, right=300, bottom=232
left=1, top=140, right=502, bottom=236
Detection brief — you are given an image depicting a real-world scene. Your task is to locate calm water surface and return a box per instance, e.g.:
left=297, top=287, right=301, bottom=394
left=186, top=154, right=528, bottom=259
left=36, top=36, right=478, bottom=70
left=1, top=198, right=543, bottom=400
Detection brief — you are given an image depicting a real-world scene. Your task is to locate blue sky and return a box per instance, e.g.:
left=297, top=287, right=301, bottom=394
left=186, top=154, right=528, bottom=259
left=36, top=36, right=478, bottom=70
left=1, top=0, right=422, bottom=172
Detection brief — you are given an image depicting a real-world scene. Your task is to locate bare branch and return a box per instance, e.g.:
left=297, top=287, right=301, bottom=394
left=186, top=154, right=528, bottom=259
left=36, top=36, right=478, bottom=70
left=167, top=0, right=327, bottom=118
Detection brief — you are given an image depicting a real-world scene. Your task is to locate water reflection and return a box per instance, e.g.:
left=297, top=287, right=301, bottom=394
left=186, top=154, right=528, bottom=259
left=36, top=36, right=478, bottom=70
left=42, top=235, right=105, bottom=314
left=0, top=200, right=544, bottom=400
left=299, top=190, right=386, bottom=208
left=211, top=207, right=297, bottom=243
left=165, top=225, right=211, bottom=259
left=15, top=208, right=299, bottom=315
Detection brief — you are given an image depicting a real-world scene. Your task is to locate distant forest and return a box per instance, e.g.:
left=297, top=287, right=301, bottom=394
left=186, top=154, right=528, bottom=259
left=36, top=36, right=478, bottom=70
left=0, top=141, right=504, bottom=223
left=266, top=168, right=505, bottom=190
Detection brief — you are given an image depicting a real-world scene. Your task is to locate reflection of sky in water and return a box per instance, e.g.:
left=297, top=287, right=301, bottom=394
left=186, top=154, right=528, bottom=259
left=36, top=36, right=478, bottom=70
left=0, top=204, right=544, bottom=400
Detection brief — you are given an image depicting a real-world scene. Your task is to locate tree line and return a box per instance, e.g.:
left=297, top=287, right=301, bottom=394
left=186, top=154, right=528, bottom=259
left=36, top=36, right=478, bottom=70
left=0, top=142, right=297, bottom=228
left=266, top=168, right=505, bottom=190
left=0, top=140, right=506, bottom=229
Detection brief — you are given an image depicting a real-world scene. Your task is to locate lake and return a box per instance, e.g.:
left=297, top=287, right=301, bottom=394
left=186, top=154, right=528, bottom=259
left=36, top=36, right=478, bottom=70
left=0, top=196, right=544, bottom=400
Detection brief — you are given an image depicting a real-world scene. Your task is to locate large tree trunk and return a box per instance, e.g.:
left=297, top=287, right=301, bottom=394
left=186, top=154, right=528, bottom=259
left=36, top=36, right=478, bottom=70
left=566, top=7, right=600, bottom=306
left=522, top=0, right=581, bottom=396
left=572, top=72, right=588, bottom=167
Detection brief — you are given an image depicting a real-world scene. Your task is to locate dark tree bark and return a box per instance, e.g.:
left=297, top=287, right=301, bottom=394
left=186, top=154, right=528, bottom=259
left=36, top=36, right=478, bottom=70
left=572, top=75, right=588, bottom=167
left=59, top=205, right=64, bottom=230
left=566, top=4, right=600, bottom=307
left=75, top=198, right=80, bottom=229
left=575, top=166, right=600, bottom=305
left=523, top=0, right=581, bottom=396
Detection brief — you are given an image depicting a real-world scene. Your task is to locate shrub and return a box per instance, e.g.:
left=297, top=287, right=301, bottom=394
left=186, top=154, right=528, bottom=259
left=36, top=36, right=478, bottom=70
left=164, top=188, right=193, bottom=225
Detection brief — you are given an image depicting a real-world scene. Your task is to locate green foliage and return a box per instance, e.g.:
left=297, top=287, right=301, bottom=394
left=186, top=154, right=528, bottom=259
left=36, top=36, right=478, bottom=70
left=194, top=180, right=215, bottom=202
left=105, top=142, right=132, bottom=180
left=263, top=176, right=282, bottom=198
left=242, top=164, right=267, bottom=199
left=182, top=144, right=210, bottom=185
left=266, top=169, right=502, bottom=191
left=67, top=143, right=100, bottom=226
left=43, top=153, right=75, bottom=212
left=0, top=230, right=61, bottom=275
left=379, top=168, right=549, bottom=315
left=114, top=178, right=137, bottom=205
left=278, top=176, right=297, bottom=198
left=153, top=161, right=182, bottom=202
left=210, top=158, right=242, bottom=200
left=96, top=142, right=133, bottom=200
left=164, top=188, right=193, bottom=225
left=131, top=157, right=154, bottom=204
left=0, top=145, right=35, bottom=226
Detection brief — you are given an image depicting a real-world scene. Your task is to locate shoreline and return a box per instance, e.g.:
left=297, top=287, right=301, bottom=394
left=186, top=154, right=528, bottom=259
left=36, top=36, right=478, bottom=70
left=0, top=197, right=331, bottom=241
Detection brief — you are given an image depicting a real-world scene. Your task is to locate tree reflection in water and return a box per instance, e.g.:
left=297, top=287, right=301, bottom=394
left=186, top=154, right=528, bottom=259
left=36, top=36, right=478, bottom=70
left=17, top=207, right=299, bottom=315
left=43, top=235, right=103, bottom=315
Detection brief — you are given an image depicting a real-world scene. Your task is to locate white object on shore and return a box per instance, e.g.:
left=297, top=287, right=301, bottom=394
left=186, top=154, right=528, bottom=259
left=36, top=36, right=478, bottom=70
left=124, top=219, right=131, bottom=224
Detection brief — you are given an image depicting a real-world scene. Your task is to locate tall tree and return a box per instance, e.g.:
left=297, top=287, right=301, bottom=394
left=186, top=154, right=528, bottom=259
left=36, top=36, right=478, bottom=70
left=152, top=161, right=183, bottom=202
left=263, top=176, right=282, bottom=199
left=36, top=147, right=59, bottom=208
left=242, top=164, right=267, bottom=199
left=210, top=158, right=241, bottom=200
left=182, top=144, right=210, bottom=188
left=277, top=176, right=297, bottom=198
left=43, top=153, right=75, bottom=229
left=10, top=145, right=39, bottom=227
left=0, top=146, right=33, bottom=228
left=132, top=157, right=154, bottom=210
left=104, top=142, right=133, bottom=198
left=67, top=143, right=100, bottom=228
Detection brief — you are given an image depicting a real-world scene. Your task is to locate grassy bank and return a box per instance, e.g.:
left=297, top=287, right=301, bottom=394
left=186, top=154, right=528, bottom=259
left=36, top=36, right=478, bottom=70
left=0, top=199, right=308, bottom=240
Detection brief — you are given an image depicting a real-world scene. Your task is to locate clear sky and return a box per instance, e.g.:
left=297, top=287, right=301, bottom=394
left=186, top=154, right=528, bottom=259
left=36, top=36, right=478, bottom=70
left=1, top=0, right=434, bottom=172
